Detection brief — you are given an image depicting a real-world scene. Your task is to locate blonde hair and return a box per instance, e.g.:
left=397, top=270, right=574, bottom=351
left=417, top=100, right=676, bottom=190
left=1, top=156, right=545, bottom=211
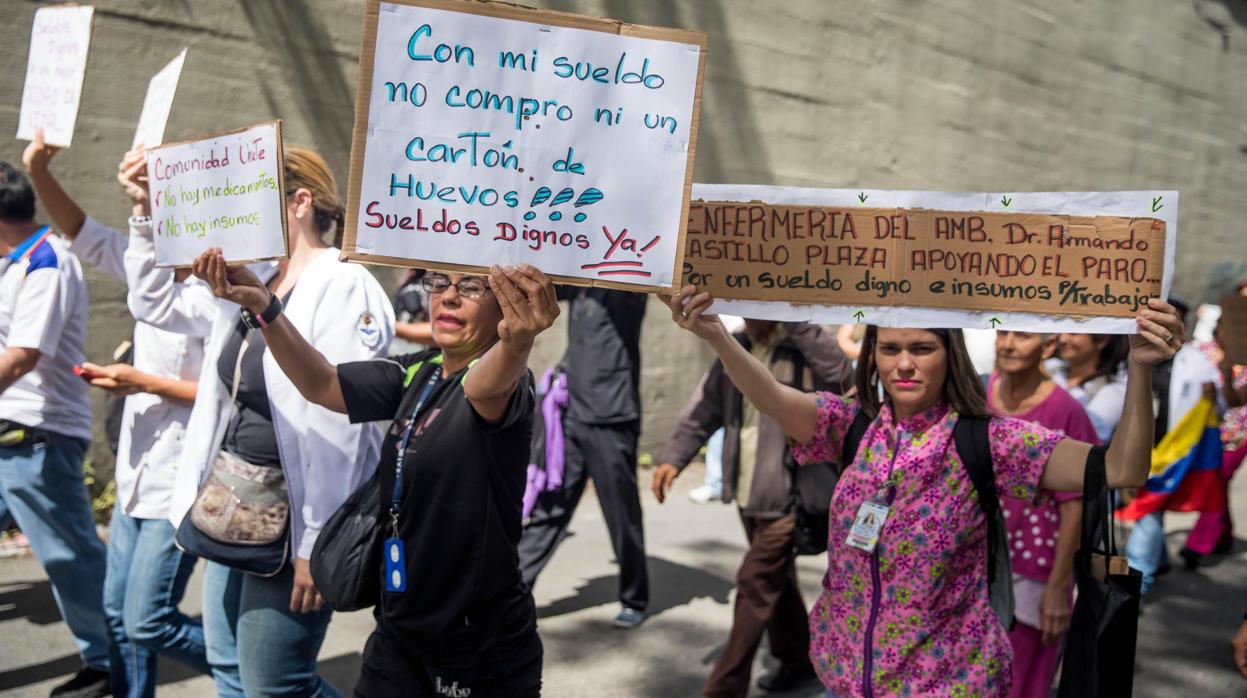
left=284, top=146, right=345, bottom=245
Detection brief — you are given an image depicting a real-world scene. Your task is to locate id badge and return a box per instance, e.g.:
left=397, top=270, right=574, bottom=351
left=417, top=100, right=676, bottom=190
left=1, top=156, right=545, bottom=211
left=846, top=499, right=890, bottom=553
left=384, top=537, right=407, bottom=592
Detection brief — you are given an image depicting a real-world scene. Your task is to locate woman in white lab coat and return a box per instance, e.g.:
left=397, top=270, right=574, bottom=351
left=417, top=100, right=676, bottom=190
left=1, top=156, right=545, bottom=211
left=119, top=146, right=394, bottom=697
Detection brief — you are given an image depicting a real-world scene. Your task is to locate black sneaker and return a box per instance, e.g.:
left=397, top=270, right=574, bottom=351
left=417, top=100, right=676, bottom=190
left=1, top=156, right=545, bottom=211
left=1179, top=546, right=1202, bottom=570
left=756, top=663, right=817, bottom=692
left=49, top=667, right=109, bottom=698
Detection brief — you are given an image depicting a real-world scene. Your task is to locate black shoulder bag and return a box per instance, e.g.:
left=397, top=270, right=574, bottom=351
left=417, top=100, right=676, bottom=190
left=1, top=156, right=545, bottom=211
left=311, top=359, right=442, bottom=611
left=1058, top=445, right=1141, bottom=698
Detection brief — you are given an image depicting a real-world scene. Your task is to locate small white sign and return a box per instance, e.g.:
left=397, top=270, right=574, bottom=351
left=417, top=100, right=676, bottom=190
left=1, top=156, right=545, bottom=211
left=17, top=5, right=95, bottom=147
left=132, top=49, right=188, bottom=149
left=148, top=121, right=289, bottom=267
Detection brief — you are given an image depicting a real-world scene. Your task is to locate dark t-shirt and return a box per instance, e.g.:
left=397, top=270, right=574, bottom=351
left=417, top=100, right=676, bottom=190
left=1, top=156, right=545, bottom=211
left=337, top=350, right=536, bottom=666
left=559, top=287, right=647, bottom=424
left=217, top=319, right=281, bottom=467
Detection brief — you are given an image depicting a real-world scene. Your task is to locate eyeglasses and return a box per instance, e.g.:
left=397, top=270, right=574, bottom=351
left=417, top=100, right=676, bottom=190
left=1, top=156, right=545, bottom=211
left=421, top=273, right=490, bottom=299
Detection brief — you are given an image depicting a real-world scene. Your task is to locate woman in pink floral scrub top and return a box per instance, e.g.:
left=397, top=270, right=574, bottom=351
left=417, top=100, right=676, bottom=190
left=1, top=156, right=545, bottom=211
left=662, top=287, right=1185, bottom=698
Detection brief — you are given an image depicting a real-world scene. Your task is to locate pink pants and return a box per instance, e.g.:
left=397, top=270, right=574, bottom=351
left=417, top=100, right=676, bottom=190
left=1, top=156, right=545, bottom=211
left=1008, top=622, right=1063, bottom=698
left=1185, top=442, right=1247, bottom=555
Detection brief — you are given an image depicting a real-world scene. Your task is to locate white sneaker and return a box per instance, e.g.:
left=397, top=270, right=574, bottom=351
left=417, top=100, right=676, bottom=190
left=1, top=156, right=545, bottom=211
left=688, top=485, right=719, bottom=504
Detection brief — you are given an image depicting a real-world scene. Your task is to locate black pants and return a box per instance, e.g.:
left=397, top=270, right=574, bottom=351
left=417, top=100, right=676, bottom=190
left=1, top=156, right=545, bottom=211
left=518, top=418, right=649, bottom=610
left=353, top=624, right=543, bottom=697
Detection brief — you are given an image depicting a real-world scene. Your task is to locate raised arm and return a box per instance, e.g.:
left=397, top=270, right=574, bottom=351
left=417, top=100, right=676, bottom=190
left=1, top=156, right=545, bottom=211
left=23, top=129, right=85, bottom=240
left=464, top=265, right=559, bottom=424
left=193, top=248, right=348, bottom=413
left=1039, top=299, right=1185, bottom=491
left=661, top=286, right=820, bottom=444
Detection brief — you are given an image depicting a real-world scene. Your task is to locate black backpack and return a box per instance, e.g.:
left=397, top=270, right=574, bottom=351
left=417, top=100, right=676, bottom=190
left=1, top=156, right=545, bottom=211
left=792, top=409, right=1015, bottom=629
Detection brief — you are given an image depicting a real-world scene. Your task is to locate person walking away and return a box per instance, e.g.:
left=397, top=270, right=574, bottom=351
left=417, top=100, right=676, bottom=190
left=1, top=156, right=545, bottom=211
left=652, top=320, right=853, bottom=696
left=987, top=331, right=1098, bottom=698
left=0, top=158, right=109, bottom=697
left=662, top=283, right=1182, bottom=697
left=24, top=130, right=211, bottom=697
left=519, top=288, right=651, bottom=628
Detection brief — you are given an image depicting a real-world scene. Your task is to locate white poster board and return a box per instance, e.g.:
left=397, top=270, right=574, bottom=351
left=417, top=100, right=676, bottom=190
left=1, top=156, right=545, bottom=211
left=343, top=0, right=707, bottom=291
left=132, top=49, right=188, bottom=149
left=689, top=185, right=1178, bottom=334
left=148, top=121, right=288, bottom=267
left=16, top=5, right=95, bottom=147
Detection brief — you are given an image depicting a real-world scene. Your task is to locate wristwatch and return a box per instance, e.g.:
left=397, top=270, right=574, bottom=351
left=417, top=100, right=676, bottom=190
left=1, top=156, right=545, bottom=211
left=241, top=293, right=283, bottom=330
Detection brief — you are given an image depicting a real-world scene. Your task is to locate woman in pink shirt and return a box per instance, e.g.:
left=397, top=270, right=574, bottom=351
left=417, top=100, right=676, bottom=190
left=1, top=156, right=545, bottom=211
left=662, top=287, right=1182, bottom=698
left=988, top=331, right=1099, bottom=698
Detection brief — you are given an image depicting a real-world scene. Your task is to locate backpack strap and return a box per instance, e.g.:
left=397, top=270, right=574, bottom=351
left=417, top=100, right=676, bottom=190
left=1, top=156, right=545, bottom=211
left=954, top=415, right=998, bottom=583
left=840, top=409, right=872, bottom=469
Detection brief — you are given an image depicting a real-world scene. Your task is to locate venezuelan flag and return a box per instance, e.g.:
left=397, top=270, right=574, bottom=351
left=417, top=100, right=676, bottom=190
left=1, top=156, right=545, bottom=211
left=1120, top=398, right=1224, bottom=520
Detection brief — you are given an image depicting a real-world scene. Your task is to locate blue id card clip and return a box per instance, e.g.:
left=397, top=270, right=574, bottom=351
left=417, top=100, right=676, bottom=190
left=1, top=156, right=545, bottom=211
left=384, top=537, right=406, bottom=592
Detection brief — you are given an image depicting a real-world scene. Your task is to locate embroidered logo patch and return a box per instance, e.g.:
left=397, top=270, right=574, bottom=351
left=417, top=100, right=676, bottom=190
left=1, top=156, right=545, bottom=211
left=357, top=311, right=381, bottom=348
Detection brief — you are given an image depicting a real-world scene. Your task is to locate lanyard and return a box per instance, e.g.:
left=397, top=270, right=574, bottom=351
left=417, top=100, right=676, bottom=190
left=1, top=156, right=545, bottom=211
left=389, top=369, right=442, bottom=538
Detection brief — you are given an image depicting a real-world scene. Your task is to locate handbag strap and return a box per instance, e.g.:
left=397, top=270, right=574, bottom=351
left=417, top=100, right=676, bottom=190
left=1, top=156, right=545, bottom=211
left=1080, top=445, right=1113, bottom=556
left=230, top=335, right=250, bottom=404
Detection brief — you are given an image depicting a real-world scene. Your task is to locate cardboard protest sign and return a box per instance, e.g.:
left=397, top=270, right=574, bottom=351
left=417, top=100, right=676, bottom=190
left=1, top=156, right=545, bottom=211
left=133, top=49, right=188, bottom=149
left=685, top=186, right=1178, bottom=333
left=1218, top=295, right=1247, bottom=366
left=343, top=0, right=707, bottom=291
left=147, top=121, right=288, bottom=267
left=17, top=5, right=95, bottom=147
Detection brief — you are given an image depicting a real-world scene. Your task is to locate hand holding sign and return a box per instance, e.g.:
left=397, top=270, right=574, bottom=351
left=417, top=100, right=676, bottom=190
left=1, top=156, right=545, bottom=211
left=22, top=129, right=60, bottom=175
left=117, top=147, right=151, bottom=215
left=660, top=285, right=725, bottom=342
left=1129, top=299, right=1185, bottom=368
left=192, top=247, right=271, bottom=316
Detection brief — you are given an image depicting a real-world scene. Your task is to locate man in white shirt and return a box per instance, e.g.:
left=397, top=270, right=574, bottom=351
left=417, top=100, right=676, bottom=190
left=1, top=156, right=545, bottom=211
left=0, top=160, right=109, bottom=698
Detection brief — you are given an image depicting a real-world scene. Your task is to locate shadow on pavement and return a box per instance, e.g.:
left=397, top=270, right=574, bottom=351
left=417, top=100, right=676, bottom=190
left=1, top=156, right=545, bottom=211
left=537, top=554, right=734, bottom=620
left=319, top=652, right=363, bottom=696
left=0, top=579, right=63, bottom=625
left=0, top=653, right=80, bottom=692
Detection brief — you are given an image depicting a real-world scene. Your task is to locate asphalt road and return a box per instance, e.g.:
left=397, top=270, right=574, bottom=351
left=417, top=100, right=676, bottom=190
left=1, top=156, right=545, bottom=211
left=1, top=465, right=1246, bottom=697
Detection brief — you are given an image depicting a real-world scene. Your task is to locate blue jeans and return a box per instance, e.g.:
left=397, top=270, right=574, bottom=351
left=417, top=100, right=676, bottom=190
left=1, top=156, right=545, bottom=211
left=0, top=433, right=109, bottom=669
left=1126, top=511, right=1170, bottom=595
left=104, top=507, right=210, bottom=697
left=202, top=561, right=342, bottom=697
left=704, top=427, right=725, bottom=496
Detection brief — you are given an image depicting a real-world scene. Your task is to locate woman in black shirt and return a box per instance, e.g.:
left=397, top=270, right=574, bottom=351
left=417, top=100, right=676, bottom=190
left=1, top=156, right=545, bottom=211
left=192, top=251, right=560, bottom=697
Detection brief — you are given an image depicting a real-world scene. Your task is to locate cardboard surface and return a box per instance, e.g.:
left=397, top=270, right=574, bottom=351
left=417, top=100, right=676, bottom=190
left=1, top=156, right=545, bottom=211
left=16, top=5, right=95, bottom=147
left=686, top=186, right=1178, bottom=333
left=132, top=48, right=188, bottom=149
left=1218, top=295, right=1247, bottom=366
left=147, top=120, right=289, bottom=267
left=342, top=0, right=707, bottom=291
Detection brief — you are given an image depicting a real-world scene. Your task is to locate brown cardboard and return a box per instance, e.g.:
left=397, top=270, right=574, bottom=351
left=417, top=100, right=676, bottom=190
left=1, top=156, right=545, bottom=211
left=682, top=201, right=1167, bottom=320
left=341, top=0, right=707, bottom=292
left=1218, top=295, right=1247, bottom=366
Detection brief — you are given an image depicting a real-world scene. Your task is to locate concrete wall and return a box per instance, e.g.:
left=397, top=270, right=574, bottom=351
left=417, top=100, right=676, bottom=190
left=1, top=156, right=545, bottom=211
left=2, top=0, right=1245, bottom=477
